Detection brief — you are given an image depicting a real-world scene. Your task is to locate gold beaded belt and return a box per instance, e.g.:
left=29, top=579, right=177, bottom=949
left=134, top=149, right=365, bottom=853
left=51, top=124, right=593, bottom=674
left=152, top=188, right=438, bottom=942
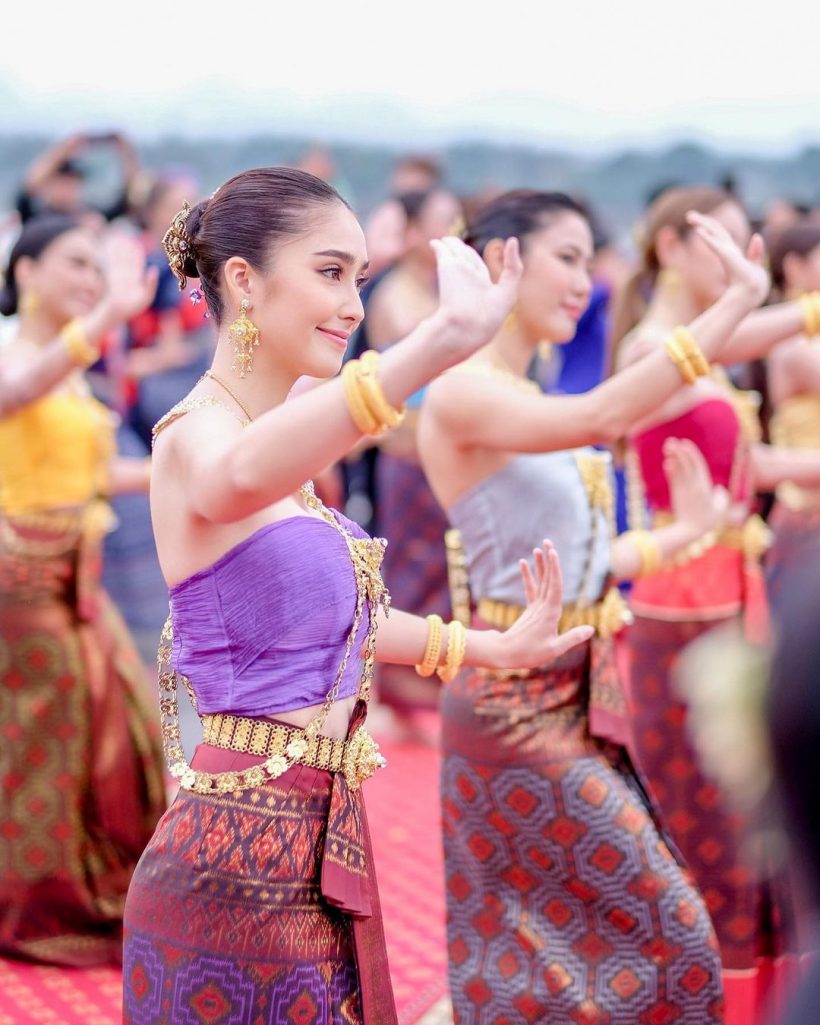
left=477, top=586, right=632, bottom=639
left=653, top=512, right=771, bottom=564
left=200, top=712, right=386, bottom=791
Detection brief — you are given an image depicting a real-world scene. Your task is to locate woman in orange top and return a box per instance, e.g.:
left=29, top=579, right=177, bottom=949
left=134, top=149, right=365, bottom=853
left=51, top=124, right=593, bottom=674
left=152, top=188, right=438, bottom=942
left=0, top=215, right=166, bottom=966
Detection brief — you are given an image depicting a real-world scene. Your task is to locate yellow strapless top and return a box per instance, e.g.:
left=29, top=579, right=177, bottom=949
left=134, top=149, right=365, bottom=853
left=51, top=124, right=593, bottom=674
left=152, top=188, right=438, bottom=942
left=770, top=394, right=820, bottom=509
left=0, top=390, right=115, bottom=516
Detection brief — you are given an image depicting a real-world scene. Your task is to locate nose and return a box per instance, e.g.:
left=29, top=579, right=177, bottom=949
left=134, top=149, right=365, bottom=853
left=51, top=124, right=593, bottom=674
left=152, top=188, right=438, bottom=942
left=341, top=285, right=365, bottom=326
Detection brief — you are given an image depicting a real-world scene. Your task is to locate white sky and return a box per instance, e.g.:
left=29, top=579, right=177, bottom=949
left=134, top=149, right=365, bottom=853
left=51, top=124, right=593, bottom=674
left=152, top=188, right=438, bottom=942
left=3, top=0, right=819, bottom=151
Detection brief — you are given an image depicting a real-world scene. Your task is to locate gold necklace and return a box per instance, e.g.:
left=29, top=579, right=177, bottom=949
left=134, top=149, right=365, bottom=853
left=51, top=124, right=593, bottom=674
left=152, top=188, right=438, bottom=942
left=202, top=369, right=254, bottom=422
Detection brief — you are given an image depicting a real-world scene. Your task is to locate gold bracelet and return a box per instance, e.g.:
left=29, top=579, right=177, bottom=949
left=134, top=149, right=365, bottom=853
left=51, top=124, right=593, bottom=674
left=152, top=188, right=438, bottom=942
left=673, top=326, right=710, bottom=377
left=799, top=292, right=820, bottom=338
left=342, top=359, right=382, bottom=435
left=415, top=614, right=444, bottom=677
left=622, top=529, right=662, bottom=576
left=59, top=319, right=100, bottom=368
left=358, top=350, right=406, bottom=429
left=438, top=620, right=467, bottom=683
left=663, top=335, right=697, bottom=384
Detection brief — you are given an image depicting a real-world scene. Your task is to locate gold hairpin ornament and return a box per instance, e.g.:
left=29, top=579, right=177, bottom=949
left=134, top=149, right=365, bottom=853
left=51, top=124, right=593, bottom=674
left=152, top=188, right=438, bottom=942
left=162, top=201, right=193, bottom=291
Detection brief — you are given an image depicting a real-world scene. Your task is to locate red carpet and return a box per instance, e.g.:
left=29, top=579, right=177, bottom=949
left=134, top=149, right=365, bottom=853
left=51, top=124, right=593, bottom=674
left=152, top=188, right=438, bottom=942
left=0, top=727, right=450, bottom=1025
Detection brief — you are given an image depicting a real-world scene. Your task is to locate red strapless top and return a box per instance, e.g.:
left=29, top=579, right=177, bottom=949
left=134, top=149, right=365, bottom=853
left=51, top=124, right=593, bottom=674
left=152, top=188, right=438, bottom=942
left=632, top=397, right=749, bottom=508
left=629, top=397, right=767, bottom=633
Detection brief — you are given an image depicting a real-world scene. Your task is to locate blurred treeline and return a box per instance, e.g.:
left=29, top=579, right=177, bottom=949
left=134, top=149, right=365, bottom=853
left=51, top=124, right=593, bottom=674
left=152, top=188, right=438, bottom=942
left=3, top=132, right=820, bottom=233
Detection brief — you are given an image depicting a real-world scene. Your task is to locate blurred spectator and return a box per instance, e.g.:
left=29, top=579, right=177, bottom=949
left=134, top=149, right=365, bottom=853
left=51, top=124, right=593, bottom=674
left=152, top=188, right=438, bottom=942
left=16, top=131, right=140, bottom=226
left=364, top=186, right=462, bottom=723
left=364, top=154, right=443, bottom=274
left=123, top=172, right=214, bottom=447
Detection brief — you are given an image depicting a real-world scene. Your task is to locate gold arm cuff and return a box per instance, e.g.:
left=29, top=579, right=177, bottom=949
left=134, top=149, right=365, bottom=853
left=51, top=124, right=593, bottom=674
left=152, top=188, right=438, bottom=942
left=358, top=350, right=407, bottom=429
left=672, top=326, right=710, bottom=377
left=59, top=319, right=100, bottom=368
left=342, top=358, right=382, bottom=435
left=415, top=613, right=444, bottom=677
left=620, top=528, right=663, bottom=576
left=438, top=619, right=467, bottom=683
left=663, top=334, right=697, bottom=384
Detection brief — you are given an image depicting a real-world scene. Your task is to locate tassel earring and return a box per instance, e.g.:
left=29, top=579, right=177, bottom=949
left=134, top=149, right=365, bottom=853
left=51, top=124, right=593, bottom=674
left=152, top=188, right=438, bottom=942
left=19, top=290, right=40, bottom=315
left=228, top=298, right=260, bottom=378
left=657, top=268, right=681, bottom=296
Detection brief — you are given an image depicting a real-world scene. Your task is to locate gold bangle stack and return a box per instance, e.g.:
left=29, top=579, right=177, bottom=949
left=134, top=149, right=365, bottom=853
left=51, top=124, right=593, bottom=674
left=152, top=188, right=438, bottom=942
left=622, top=529, right=663, bottom=576
left=59, top=319, right=100, bottom=368
left=799, top=292, right=820, bottom=338
left=341, top=351, right=406, bottom=436
left=415, top=614, right=444, bottom=677
left=438, top=620, right=467, bottom=683
left=663, top=326, right=710, bottom=385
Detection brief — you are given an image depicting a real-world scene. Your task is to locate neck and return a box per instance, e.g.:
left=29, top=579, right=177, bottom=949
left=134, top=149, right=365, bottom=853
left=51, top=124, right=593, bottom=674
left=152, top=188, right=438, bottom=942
left=208, top=339, right=297, bottom=419
left=17, top=311, right=66, bottom=346
left=645, top=280, right=701, bottom=329
left=484, top=322, right=536, bottom=377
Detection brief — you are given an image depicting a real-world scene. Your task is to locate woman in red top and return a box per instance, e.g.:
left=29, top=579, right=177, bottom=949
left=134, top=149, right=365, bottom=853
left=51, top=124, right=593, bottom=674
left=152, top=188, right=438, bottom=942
left=611, top=185, right=820, bottom=1025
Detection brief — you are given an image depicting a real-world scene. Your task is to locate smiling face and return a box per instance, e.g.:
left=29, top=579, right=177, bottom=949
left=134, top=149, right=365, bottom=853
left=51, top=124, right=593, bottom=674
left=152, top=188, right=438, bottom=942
left=231, top=201, right=369, bottom=381
left=16, top=227, right=104, bottom=325
left=515, top=211, right=594, bottom=344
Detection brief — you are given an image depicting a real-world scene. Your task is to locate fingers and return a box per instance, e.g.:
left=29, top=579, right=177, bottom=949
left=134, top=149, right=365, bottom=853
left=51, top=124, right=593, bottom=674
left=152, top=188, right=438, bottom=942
left=549, top=625, right=595, bottom=660
left=747, top=232, right=766, bottom=266
left=519, top=557, right=537, bottom=605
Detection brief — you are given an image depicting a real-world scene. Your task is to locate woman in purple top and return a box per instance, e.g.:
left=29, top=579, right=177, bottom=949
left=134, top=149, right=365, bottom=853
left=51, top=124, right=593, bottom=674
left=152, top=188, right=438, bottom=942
left=122, top=167, right=595, bottom=1025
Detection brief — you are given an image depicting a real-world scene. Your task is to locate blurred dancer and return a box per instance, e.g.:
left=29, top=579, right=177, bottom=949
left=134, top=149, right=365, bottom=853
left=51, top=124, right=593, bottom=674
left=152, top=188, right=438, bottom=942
left=418, top=188, right=768, bottom=1023
left=366, top=186, right=463, bottom=718
left=0, top=216, right=165, bottom=965
left=611, top=185, right=820, bottom=1023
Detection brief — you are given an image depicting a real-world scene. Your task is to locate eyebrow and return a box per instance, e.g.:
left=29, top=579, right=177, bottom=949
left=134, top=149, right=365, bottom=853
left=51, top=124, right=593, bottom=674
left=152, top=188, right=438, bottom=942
left=313, top=249, right=370, bottom=270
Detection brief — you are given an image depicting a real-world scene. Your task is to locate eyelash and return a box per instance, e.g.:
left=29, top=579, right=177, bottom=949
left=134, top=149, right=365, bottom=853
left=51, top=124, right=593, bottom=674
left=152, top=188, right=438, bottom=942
left=321, top=266, right=369, bottom=291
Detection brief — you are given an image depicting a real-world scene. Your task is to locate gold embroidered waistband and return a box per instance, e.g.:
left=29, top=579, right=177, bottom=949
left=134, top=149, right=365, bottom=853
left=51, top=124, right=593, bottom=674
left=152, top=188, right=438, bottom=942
left=477, top=586, right=632, bottom=640
left=200, top=712, right=386, bottom=791
left=0, top=501, right=116, bottom=558
left=652, top=512, right=771, bottom=563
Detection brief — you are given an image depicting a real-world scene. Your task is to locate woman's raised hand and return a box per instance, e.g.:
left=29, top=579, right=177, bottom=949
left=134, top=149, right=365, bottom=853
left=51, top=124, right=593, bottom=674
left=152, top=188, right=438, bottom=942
left=100, top=232, right=159, bottom=323
left=430, top=236, right=523, bottom=364
left=492, top=541, right=594, bottom=671
left=686, top=211, right=769, bottom=308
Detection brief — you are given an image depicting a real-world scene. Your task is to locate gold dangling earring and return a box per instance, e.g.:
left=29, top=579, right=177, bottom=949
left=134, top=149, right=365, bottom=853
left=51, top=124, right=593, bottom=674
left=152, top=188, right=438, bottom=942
left=19, top=290, right=40, bottom=315
left=228, top=298, right=260, bottom=378
left=503, top=307, right=518, bottom=333
left=657, top=268, right=681, bottom=296
left=538, top=340, right=553, bottom=362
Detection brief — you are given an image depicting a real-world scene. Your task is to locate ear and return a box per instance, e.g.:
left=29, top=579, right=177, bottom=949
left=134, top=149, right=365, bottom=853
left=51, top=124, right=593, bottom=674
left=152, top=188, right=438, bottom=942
left=654, top=224, right=684, bottom=269
left=482, top=238, right=507, bottom=283
left=222, top=257, right=254, bottom=310
left=781, top=251, right=804, bottom=291
left=14, top=255, right=35, bottom=292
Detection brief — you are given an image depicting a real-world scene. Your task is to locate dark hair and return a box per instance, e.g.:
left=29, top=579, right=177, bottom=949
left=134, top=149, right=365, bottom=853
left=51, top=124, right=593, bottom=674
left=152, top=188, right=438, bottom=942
left=462, top=189, right=588, bottom=257
left=767, top=220, right=820, bottom=292
left=0, top=214, right=79, bottom=317
left=395, top=189, right=437, bottom=223
left=182, top=167, right=349, bottom=322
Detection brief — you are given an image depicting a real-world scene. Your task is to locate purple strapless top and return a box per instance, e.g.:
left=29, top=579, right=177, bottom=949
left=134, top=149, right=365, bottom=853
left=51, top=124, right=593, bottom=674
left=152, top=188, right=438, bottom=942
left=168, top=510, right=372, bottom=716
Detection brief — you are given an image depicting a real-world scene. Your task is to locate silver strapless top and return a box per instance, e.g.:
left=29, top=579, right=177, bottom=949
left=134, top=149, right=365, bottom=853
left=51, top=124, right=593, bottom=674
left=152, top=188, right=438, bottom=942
left=448, top=449, right=613, bottom=607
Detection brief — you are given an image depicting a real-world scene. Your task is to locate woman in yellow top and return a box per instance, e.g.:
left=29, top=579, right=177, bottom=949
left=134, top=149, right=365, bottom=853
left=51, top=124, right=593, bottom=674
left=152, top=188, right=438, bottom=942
left=0, top=215, right=166, bottom=966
